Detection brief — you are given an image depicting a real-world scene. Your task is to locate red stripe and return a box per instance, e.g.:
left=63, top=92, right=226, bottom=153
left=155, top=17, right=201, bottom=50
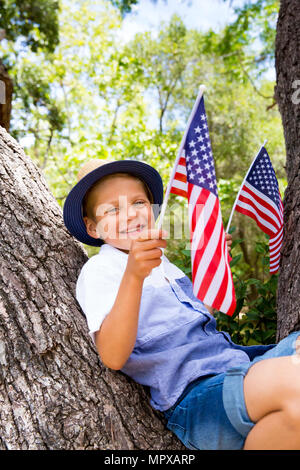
left=235, top=205, right=275, bottom=237
left=170, top=186, right=188, bottom=198
left=270, top=243, right=281, bottom=257
left=171, top=155, right=236, bottom=315
left=237, top=193, right=281, bottom=232
left=206, top=233, right=228, bottom=311
left=196, top=215, right=223, bottom=300
left=174, top=172, right=187, bottom=183
left=228, top=268, right=237, bottom=316
left=270, top=254, right=280, bottom=263
left=190, top=190, right=219, bottom=284
left=269, top=234, right=283, bottom=249
left=242, top=185, right=283, bottom=228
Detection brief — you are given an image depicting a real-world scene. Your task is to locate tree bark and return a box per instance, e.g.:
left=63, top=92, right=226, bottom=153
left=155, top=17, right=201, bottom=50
left=275, top=0, right=300, bottom=340
left=0, top=126, right=184, bottom=450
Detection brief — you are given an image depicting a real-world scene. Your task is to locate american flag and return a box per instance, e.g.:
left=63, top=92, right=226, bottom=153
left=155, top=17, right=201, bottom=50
left=170, top=96, right=236, bottom=316
left=234, top=147, right=283, bottom=274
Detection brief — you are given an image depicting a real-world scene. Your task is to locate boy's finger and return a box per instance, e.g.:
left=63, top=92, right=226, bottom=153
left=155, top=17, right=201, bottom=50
left=137, top=229, right=168, bottom=240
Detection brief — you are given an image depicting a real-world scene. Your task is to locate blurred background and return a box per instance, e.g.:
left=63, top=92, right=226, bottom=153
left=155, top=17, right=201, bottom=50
left=0, top=0, right=284, bottom=344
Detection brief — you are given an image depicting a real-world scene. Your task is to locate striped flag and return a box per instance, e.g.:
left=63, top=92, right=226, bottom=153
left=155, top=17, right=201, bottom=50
left=170, top=95, right=236, bottom=316
left=233, top=146, right=283, bottom=273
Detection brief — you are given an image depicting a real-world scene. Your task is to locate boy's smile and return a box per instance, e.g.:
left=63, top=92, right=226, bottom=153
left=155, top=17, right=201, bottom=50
left=83, top=175, right=155, bottom=252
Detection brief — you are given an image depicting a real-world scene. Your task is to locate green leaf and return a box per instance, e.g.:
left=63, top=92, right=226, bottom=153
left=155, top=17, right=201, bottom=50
left=230, top=254, right=242, bottom=267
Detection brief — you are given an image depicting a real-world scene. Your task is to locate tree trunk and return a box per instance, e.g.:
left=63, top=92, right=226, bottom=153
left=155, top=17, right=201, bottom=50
left=0, top=126, right=184, bottom=450
left=0, top=60, right=13, bottom=132
left=275, top=0, right=300, bottom=340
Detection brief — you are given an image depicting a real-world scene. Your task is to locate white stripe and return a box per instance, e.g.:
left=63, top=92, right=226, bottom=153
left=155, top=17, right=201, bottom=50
left=220, top=270, right=234, bottom=313
left=192, top=194, right=221, bottom=296
left=270, top=254, right=280, bottom=265
left=244, top=181, right=283, bottom=220
left=236, top=200, right=278, bottom=234
left=189, top=186, right=213, bottom=256
left=269, top=227, right=283, bottom=245
left=177, top=164, right=187, bottom=175
left=203, top=227, right=226, bottom=307
left=220, top=251, right=235, bottom=313
left=240, top=185, right=282, bottom=230
left=189, top=186, right=205, bottom=265
left=270, top=265, right=280, bottom=270
left=270, top=262, right=280, bottom=270
left=270, top=264, right=280, bottom=272
left=270, top=245, right=282, bottom=259
left=270, top=246, right=281, bottom=260
left=269, top=235, right=283, bottom=252
left=172, top=179, right=188, bottom=192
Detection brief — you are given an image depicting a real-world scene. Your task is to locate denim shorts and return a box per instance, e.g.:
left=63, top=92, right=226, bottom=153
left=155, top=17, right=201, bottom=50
left=163, top=331, right=300, bottom=450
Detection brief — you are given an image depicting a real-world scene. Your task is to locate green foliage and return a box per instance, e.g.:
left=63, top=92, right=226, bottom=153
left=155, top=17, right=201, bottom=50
left=168, top=228, right=278, bottom=347
left=0, top=0, right=59, bottom=54
left=109, top=0, right=139, bottom=15
left=215, top=231, right=278, bottom=346
left=221, top=0, right=279, bottom=69
left=1, top=0, right=286, bottom=344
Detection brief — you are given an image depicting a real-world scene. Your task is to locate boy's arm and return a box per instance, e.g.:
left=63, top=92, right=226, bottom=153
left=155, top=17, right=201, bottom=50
left=95, top=230, right=167, bottom=370
left=95, top=270, right=143, bottom=370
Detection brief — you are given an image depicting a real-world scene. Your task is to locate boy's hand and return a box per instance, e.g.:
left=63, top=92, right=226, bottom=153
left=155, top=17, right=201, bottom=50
left=225, top=232, right=232, bottom=253
left=126, top=229, right=168, bottom=281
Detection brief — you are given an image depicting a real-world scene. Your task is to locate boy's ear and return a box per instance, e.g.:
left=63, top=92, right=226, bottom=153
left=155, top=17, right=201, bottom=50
left=83, top=216, right=100, bottom=239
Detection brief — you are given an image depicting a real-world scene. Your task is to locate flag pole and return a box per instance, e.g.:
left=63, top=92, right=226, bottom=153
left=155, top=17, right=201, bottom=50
left=226, top=139, right=268, bottom=234
left=157, top=84, right=206, bottom=231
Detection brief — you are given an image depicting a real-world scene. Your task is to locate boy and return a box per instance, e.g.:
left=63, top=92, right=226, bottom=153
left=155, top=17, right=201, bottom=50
left=64, top=159, right=300, bottom=450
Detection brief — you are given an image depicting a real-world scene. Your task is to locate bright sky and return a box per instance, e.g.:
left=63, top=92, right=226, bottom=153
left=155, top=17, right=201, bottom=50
left=121, top=0, right=246, bottom=40
left=120, top=0, right=275, bottom=81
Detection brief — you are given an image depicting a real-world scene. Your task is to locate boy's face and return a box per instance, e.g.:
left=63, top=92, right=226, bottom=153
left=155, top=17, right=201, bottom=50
left=83, top=175, right=155, bottom=253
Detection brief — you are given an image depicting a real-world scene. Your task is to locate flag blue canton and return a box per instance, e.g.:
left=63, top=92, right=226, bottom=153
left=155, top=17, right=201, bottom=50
left=184, top=97, right=218, bottom=197
left=247, top=147, right=281, bottom=208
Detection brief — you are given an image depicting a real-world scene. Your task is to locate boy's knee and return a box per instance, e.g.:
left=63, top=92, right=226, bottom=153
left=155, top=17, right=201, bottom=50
left=284, top=400, right=300, bottom=433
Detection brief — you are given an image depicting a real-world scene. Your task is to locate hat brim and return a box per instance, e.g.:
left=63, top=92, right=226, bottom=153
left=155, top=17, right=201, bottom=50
left=63, top=160, right=164, bottom=247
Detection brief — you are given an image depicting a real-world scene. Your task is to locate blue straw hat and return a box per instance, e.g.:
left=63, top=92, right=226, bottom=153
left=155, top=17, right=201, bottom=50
left=63, top=159, right=164, bottom=247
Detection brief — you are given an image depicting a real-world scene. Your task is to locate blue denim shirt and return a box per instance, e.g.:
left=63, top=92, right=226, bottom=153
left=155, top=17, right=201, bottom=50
left=76, top=244, right=272, bottom=412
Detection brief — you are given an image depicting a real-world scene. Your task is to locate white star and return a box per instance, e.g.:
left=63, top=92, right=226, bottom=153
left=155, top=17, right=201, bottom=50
left=194, top=126, right=201, bottom=133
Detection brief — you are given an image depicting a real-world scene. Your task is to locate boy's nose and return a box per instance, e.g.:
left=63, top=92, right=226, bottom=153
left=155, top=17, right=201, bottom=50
left=127, top=204, right=138, bottom=218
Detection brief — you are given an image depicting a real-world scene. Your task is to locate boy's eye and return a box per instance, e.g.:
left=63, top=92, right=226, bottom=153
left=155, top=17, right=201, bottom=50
left=134, top=200, right=146, bottom=206
left=106, top=207, right=118, bottom=214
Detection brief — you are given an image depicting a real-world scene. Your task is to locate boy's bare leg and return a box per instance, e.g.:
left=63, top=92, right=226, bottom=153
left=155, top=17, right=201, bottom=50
left=243, top=356, right=300, bottom=449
